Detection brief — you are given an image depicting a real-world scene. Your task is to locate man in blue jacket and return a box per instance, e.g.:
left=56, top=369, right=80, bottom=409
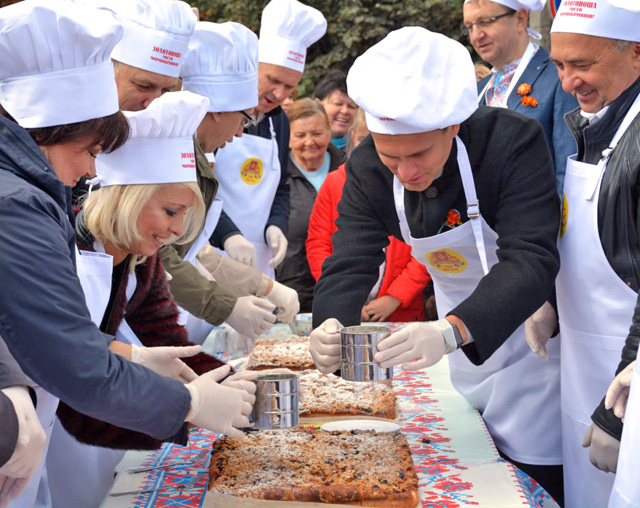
left=464, top=0, right=578, bottom=193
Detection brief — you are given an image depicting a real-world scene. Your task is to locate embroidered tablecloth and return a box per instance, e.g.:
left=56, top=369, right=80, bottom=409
left=102, top=327, right=559, bottom=508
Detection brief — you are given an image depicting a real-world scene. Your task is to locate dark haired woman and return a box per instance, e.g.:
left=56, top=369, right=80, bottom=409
left=313, top=69, right=357, bottom=151
left=0, top=2, right=241, bottom=505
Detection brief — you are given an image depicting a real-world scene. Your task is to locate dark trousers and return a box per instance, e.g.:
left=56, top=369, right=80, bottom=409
left=499, top=449, right=564, bottom=508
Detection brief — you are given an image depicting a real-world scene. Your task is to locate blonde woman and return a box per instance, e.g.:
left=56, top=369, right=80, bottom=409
left=47, top=92, right=255, bottom=508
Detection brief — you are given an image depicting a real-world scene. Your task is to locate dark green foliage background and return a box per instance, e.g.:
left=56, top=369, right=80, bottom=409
left=192, top=0, right=465, bottom=97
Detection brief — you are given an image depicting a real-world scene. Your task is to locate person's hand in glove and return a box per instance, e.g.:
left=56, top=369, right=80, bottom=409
left=309, top=318, right=342, bottom=374
left=131, top=345, right=200, bottom=383
left=265, top=225, right=287, bottom=268
left=524, top=301, right=557, bottom=361
left=185, top=365, right=254, bottom=438
left=605, top=361, right=636, bottom=419
left=0, top=386, right=46, bottom=480
left=582, top=423, right=621, bottom=473
left=264, top=280, right=300, bottom=322
left=374, top=321, right=455, bottom=371
left=221, top=370, right=258, bottom=395
left=226, top=296, right=276, bottom=339
left=223, top=234, right=256, bottom=268
left=0, top=475, right=30, bottom=508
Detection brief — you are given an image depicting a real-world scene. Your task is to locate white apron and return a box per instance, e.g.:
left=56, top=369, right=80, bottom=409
left=557, top=93, right=640, bottom=508
left=176, top=197, right=224, bottom=345
left=48, top=255, right=140, bottom=508
left=9, top=247, right=115, bottom=508
left=213, top=119, right=281, bottom=278
left=609, top=350, right=640, bottom=508
left=393, top=137, right=561, bottom=465
left=478, top=42, right=536, bottom=107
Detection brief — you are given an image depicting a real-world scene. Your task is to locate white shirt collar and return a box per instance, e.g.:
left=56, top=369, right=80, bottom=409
left=580, top=105, right=611, bottom=125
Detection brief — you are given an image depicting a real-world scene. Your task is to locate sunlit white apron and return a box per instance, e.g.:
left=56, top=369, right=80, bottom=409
left=7, top=380, right=60, bottom=508
left=19, top=246, right=111, bottom=508
left=393, top=137, right=561, bottom=465
left=478, top=42, right=537, bottom=107
left=213, top=119, right=281, bottom=278
left=558, top=93, right=640, bottom=508
left=48, top=252, right=141, bottom=508
left=176, top=197, right=224, bottom=345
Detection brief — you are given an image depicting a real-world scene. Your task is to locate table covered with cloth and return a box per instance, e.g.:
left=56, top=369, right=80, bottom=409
left=102, top=353, right=559, bottom=508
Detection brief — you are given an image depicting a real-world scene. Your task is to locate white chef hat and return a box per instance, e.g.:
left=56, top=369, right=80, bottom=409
left=181, top=22, right=259, bottom=113
left=97, top=91, right=209, bottom=187
left=0, top=0, right=121, bottom=129
left=258, top=0, right=327, bottom=73
left=92, top=0, right=197, bottom=78
left=464, top=0, right=547, bottom=11
left=347, top=27, right=478, bottom=135
left=609, top=0, right=640, bottom=12
left=551, top=0, right=640, bottom=42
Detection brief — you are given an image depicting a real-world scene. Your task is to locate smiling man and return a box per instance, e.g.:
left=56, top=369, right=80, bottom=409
left=463, top=0, right=577, bottom=193
left=310, top=27, right=564, bottom=502
left=523, top=2, right=640, bottom=507
left=212, top=0, right=327, bottom=277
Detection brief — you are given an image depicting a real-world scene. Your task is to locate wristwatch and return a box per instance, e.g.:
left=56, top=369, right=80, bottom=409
left=432, top=318, right=465, bottom=354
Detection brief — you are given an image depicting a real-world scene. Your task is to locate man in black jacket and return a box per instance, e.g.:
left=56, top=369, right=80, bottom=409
left=524, top=2, right=640, bottom=507
left=310, top=27, right=563, bottom=502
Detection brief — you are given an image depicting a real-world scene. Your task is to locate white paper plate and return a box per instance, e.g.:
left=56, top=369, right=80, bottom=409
left=320, top=420, right=400, bottom=433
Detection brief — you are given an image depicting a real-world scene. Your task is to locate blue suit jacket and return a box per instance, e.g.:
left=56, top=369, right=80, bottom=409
left=478, top=46, right=578, bottom=193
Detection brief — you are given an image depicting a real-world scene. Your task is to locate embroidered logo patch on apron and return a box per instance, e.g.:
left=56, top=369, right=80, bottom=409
left=240, top=157, right=264, bottom=185
left=560, top=193, right=568, bottom=238
left=425, top=248, right=468, bottom=273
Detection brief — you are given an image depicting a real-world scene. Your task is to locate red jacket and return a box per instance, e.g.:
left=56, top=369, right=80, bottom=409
left=306, top=165, right=431, bottom=322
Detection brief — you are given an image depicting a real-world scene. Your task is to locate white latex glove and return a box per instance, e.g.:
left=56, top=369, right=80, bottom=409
left=374, top=322, right=447, bottom=371
left=221, top=370, right=258, bottom=395
left=226, top=296, right=276, bottom=339
left=605, top=361, right=636, bottom=419
left=0, top=475, right=29, bottom=508
left=0, top=387, right=46, bottom=479
left=131, top=345, right=200, bottom=383
left=265, top=280, right=300, bottom=323
left=582, top=423, right=620, bottom=473
left=223, top=234, right=256, bottom=268
left=309, top=318, right=342, bottom=374
left=185, top=365, right=254, bottom=438
left=524, top=301, right=557, bottom=361
left=265, top=225, right=288, bottom=268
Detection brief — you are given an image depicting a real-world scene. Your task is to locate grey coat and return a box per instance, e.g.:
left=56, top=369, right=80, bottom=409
left=276, top=143, right=345, bottom=312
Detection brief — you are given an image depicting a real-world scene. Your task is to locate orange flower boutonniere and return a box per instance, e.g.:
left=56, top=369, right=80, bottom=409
left=517, top=83, right=532, bottom=96
left=521, top=96, right=539, bottom=107
left=516, top=83, right=538, bottom=107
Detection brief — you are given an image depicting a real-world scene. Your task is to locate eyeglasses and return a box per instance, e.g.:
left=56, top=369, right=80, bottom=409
left=239, top=110, right=257, bottom=128
left=460, top=11, right=515, bottom=36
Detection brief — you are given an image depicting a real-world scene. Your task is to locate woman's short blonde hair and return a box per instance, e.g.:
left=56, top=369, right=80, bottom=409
left=287, top=98, right=330, bottom=129
left=81, top=182, right=205, bottom=255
